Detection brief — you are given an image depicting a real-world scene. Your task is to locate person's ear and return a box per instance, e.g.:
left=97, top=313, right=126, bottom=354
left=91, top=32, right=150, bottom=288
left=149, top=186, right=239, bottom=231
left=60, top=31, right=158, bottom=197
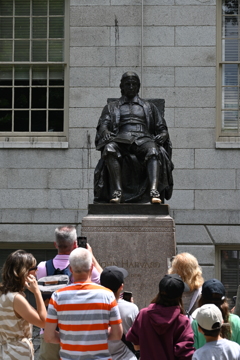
left=120, top=283, right=124, bottom=291
left=54, top=242, right=58, bottom=249
left=73, top=240, right=78, bottom=249
left=198, top=325, right=204, bottom=334
left=69, top=266, right=73, bottom=274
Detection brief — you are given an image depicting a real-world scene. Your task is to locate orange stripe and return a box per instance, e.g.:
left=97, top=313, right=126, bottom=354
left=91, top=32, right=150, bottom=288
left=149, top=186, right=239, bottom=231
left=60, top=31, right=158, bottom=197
left=49, top=298, right=57, bottom=306
left=61, top=342, right=108, bottom=351
left=109, top=319, right=122, bottom=325
left=57, top=283, right=113, bottom=293
left=59, top=323, right=108, bottom=331
left=46, top=318, right=58, bottom=323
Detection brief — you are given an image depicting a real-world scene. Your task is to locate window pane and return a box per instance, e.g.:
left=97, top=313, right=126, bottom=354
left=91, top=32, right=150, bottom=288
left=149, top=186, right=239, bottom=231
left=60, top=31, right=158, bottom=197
left=49, top=0, right=64, bottom=15
left=0, top=111, right=12, bottom=131
left=14, top=88, right=29, bottom=108
left=223, top=0, right=238, bottom=15
left=49, top=40, right=63, bottom=61
left=222, top=110, right=238, bottom=129
left=223, top=16, right=238, bottom=37
left=223, top=86, right=238, bottom=108
left=222, top=64, right=238, bottom=86
left=0, top=88, right=12, bottom=108
left=49, top=110, right=63, bottom=131
left=223, top=38, right=239, bottom=61
left=0, top=0, right=13, bottom=16
left=32, top=66, right=47, bottom=85
left=0, top=66, right=12, bottom=85
left=33, top=17, right=47, bottom=39
left=0, top=40, right=12, bottom=61
left=15, top=0, right=30, bottom=16
left=31, top=110, right=46, bottom=131
left=49, top=88, right=63, bottom=108
left=15, top=17, right=30, bottom=39
left=221, top=250, right=240, bottom=308
left=32, top=40, right=47, bottom=61
left=14, top=110, right=29, bottom=131
left=49, top=17, right=64, bottom=38
left=0, top=18, right=13, bottom=38
left=14, top=40, right=29, bottom=61
left=49, top=65, right=64, bottom=85
left=32, top=88, right=47, bottom=108
left=32, top=0, right=47, bottom=16
left=15, top=65, right=29, bottom=86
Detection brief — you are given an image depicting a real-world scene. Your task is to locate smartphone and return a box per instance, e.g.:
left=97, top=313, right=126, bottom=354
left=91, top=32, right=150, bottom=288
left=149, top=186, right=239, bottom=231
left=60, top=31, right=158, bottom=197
left=77, top=236, right=87, bottom=248
left=123, top=291, right=132, bottom=302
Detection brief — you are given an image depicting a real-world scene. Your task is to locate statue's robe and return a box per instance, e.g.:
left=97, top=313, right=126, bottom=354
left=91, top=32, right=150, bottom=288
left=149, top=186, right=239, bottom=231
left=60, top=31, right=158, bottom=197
left=94, top=96, right=174, bottom=203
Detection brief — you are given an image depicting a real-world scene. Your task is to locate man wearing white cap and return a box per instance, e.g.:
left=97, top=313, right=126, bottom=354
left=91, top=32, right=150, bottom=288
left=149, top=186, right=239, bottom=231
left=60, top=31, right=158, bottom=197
left=192, top=304, right=240, bottom=360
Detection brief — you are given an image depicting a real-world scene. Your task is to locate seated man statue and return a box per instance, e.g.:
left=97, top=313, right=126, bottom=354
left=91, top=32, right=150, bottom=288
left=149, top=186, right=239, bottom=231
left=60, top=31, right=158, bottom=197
left=94, top=71, right=174, bottom=204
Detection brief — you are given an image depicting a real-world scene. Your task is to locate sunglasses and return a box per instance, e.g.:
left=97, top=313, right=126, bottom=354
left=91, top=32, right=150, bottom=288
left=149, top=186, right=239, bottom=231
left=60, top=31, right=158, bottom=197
left=29, top=266, right=38, bottom=271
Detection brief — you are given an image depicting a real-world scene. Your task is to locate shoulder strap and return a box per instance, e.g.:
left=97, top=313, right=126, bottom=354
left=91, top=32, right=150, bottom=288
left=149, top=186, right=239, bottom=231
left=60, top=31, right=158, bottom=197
left=45, top=259, right=55, bottom=276
left=64, top=266, right=72, bottom=278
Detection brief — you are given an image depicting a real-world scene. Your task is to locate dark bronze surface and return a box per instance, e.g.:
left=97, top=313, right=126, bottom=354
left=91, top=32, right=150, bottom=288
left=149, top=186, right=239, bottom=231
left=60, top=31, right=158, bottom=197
left=88, top=204, right=169, bottom=215
left=94, top=72, right=174, bottom=204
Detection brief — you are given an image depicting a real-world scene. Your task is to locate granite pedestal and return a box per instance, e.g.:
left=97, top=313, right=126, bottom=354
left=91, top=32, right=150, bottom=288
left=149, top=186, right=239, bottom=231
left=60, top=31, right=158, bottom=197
left=81, top=204, right=176, bottom=309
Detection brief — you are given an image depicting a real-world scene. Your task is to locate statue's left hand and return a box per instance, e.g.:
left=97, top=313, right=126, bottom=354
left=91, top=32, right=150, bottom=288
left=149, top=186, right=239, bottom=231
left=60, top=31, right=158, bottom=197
left=154, top=134, right=165, bottom=145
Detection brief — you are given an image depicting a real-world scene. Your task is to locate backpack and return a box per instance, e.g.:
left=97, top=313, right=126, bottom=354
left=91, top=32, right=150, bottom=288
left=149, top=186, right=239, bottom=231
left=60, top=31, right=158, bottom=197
left=38, top=259, right=71, bottom=306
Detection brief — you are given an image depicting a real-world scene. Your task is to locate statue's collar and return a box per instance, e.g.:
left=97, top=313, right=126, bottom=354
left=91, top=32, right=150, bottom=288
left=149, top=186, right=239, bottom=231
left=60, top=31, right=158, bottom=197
left=119, top=95, right=144, bottom=106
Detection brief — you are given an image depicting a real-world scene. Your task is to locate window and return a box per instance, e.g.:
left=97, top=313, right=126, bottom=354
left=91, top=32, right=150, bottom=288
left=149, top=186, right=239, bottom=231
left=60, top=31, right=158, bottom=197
left=217, top=247, right=240, bottom=308
left=0, top=0, right=68, bottom=147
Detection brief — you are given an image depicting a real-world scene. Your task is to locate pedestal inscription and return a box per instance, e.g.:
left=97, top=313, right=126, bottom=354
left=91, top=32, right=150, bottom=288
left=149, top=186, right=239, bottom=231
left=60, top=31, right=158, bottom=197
left=81, top=204, right=176, bottom=309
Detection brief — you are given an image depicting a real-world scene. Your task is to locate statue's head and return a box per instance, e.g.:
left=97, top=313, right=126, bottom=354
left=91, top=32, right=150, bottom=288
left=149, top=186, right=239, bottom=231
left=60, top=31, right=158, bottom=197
left=120, top=71, right=141, bottom=96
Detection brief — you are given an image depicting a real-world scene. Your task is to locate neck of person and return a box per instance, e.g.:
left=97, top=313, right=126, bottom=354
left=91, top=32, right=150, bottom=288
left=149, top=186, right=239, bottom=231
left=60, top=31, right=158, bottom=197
left=72, top=270, right=92, bottom=283
left=58, top=251, right=71, bottom=255
left=205, top=335, right=222, bottom=343
left=114, top=288, right=122, bottom=301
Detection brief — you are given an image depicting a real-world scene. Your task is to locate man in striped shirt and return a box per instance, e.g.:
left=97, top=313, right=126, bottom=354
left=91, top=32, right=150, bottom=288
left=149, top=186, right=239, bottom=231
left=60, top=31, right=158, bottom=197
left=44, top=247, right=123, bottom=360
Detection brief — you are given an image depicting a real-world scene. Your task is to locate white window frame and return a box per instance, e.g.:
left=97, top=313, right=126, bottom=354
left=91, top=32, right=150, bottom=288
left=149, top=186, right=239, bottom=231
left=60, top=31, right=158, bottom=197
left=0, top=0, right=69, bottom=148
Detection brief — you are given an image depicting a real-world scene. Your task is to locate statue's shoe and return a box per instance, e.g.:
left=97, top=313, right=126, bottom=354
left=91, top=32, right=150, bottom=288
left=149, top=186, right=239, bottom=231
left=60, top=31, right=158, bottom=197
left=150, top=189, right=161, bottom=204
left=151, top=197, right=161, bottom=204
left=110, top=190, right=122, bottom=204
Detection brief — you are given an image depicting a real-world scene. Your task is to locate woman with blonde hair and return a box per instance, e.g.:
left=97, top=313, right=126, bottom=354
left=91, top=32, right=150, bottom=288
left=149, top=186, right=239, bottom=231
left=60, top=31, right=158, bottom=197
left=168, top=252, right=204, bottom=316
left=0, top=250, right=46, bottom=359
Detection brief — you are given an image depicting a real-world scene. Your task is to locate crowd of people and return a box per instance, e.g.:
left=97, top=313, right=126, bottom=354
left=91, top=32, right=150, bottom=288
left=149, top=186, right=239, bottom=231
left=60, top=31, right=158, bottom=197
left=0, top=226, right=240, bottom=360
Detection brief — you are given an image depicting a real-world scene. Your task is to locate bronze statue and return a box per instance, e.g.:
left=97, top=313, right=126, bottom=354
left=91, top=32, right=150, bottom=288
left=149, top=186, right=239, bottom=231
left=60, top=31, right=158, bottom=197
left=94, top=71, right=174, bottom=204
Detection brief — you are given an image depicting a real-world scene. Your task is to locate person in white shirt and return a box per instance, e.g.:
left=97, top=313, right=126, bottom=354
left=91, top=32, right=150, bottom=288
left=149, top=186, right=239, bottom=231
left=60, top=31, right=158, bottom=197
left=192, top=304, right=240, bottom=360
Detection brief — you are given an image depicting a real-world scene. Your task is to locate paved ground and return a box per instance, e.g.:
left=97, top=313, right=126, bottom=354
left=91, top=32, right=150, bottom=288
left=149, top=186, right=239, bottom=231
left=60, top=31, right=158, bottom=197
left=33, top=326, right=41, bottom=359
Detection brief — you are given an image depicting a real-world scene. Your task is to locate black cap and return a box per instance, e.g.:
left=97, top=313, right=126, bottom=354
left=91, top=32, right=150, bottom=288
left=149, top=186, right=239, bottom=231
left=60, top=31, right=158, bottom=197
left=159, top=274, right=190, bottom=299
left=100, top=266, right=128, bottom=292
left=202, top=279, right=225, bottom=301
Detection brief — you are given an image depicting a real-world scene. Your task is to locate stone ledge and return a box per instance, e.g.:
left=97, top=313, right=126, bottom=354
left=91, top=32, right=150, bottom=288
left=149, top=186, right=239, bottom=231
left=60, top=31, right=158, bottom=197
left=0, top=142, right=69, bottom=149
left=216, top=141, right=240, bottom=149
left=89, top=203, right=169, bottom=215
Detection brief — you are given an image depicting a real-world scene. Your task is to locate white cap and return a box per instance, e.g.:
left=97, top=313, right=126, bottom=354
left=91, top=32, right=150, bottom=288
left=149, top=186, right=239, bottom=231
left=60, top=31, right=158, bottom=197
left=194, top=304, right=223, bottom=331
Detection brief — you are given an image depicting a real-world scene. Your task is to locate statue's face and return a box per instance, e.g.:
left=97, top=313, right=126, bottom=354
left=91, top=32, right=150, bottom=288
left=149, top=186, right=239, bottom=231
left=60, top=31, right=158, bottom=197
left=121, top=77, right=139, bottom=98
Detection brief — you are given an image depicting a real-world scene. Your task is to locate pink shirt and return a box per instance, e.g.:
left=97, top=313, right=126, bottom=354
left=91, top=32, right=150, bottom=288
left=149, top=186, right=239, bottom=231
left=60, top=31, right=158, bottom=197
left=37, top=254, right=100, bottom=284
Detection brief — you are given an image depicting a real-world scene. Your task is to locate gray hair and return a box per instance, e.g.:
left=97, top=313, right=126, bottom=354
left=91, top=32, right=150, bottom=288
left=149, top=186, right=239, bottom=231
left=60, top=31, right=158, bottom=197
left=69, top=248, right=92, bottom=273
left=54, top=225, right=77, bottom=251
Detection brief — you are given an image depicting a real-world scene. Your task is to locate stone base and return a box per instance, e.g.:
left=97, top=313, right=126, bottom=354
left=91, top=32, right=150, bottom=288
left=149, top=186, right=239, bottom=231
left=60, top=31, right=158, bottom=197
left=81, top=204, right=176, bottom=309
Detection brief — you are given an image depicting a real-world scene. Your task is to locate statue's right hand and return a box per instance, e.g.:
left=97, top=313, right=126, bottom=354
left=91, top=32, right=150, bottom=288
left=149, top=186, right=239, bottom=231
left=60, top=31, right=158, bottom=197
left=102, top=131, right=115, bottom=142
